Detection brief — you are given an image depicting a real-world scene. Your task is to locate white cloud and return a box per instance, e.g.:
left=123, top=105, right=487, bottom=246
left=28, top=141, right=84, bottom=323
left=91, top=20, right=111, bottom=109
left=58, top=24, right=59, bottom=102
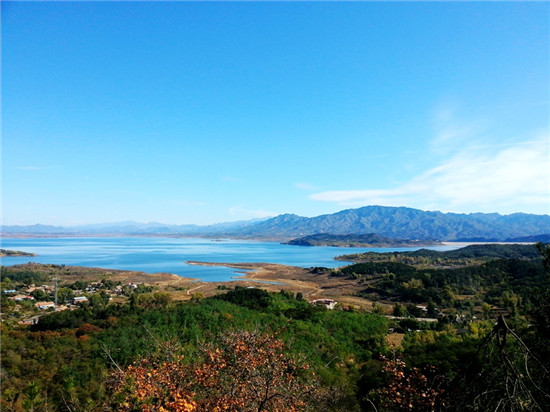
left=310, top=133, right=550, bottom=215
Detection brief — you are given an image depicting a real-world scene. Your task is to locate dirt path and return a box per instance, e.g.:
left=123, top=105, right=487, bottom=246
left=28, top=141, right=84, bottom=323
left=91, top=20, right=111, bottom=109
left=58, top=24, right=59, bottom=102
left=186, top=284, right=206, bottom=295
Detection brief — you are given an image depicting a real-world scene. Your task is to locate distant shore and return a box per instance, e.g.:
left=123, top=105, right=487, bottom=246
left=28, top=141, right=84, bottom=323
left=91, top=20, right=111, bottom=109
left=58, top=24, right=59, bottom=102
left=441, top=241, right=534, bottom=246
left=0, top=249, right=37, bottom=257
left=0, top=233, right=292, bottom=242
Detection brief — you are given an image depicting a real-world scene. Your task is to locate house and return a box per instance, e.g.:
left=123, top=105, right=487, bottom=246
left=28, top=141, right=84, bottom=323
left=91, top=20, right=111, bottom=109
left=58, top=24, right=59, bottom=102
left=19, top=316, right=41, bottom=325
left=416, top=305, right=428, bottom=313
left=35, top=301, right=55, bottom=310
left=8, top=294, right=34, bottom=301
left=309, top=299, right=337, bottom=310
left=73, top=296, right=88, bottom=305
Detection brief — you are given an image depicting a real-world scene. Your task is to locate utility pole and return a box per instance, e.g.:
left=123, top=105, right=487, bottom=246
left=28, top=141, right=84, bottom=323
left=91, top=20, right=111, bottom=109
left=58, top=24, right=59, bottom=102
left=53, top=277, right=59, bottom=309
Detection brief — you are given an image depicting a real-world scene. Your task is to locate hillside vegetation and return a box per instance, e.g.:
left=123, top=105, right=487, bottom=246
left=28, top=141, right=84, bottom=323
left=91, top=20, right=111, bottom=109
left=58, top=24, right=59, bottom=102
left=333, top=244, right=548, bottom=314
left=1, top=242, right=549, bottom=411
left=338, top=243, right=542, bottom=264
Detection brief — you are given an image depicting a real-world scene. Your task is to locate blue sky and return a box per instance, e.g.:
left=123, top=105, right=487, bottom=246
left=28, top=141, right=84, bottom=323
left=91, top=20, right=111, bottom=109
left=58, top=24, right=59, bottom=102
left=2, top=2, right=549, bottom=226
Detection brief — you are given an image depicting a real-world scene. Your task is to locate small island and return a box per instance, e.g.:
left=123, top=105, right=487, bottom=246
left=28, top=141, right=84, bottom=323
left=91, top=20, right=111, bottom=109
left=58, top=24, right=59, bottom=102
left=0, top=249, right=37, bottom=257
left=284, top=233, right=441, bottom=248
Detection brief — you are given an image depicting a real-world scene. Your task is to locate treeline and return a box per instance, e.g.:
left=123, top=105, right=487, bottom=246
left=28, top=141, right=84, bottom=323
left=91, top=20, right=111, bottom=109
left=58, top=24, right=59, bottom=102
left=338, top=243, right=543, bottom=265
left=332, top=244, right=548, bottom=312
left=335, top=257, right=547, bottom=307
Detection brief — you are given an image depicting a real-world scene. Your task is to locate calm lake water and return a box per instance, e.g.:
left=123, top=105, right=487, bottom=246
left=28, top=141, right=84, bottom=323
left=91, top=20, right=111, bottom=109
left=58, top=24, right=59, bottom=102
left=0, top=237, right=460, bottom=282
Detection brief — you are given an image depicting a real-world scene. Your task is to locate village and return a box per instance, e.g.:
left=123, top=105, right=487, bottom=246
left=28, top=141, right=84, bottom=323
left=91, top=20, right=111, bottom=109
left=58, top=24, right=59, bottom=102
left=2, top=276, right=353, bottom=327
left=2, top=279, right=149, bottom=325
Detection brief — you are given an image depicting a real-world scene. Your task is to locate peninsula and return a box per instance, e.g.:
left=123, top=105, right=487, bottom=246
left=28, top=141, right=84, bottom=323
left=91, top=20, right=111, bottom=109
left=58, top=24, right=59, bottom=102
left=0, top=249, right=36, bottom=257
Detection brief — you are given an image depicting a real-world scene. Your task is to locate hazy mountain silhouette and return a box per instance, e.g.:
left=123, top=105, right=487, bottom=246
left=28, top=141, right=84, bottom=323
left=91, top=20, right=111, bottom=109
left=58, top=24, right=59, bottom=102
left=3, top=206, right=550, bottom=241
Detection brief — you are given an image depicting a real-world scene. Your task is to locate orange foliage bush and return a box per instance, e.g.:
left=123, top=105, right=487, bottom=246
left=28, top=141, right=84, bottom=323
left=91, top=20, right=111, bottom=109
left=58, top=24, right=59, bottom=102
left=109, top=331, right=319, bottom=411
left=376, top=355, right=445, bottom=411
left=76, top=323, right=103, bottom=336
left=110, top=356, right=196, bottom=412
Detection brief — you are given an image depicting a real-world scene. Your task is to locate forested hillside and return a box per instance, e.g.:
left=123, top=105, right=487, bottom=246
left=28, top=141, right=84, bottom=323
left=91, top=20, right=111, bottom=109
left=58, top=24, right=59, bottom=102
left=1, top=243, right=549, bottom=411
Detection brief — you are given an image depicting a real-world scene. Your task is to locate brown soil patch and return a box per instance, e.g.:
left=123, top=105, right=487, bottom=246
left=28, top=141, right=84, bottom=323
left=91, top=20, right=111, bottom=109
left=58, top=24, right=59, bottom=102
left=387, top=333, right=406, bottom=349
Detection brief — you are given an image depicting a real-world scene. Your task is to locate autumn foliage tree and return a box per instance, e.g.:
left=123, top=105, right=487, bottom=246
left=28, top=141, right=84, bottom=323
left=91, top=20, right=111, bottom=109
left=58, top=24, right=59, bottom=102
left=375, top=355, right=445, bottom=411
left=108, top=330, right=320, bottom=411
left=109, top=353, right=197, bottom=411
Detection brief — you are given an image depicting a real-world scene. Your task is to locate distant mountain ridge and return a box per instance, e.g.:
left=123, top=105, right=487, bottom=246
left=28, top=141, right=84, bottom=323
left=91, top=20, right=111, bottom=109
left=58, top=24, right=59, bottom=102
left=1, top=219, right=263, bottom=236
left=3, top=206, right=550, bottom=242
left=231, top=206, right=550, bottom=241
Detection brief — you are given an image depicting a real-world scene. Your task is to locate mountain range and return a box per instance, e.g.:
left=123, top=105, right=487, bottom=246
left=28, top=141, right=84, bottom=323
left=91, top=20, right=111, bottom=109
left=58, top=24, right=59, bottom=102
left=3, top=206, right=550, bottom=242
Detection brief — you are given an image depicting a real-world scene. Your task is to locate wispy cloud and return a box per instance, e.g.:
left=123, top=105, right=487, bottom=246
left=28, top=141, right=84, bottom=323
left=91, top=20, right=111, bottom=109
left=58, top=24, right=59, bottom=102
left=429, top=106, right=484, bottom=155
left=310, top=120, right=550, bottom=215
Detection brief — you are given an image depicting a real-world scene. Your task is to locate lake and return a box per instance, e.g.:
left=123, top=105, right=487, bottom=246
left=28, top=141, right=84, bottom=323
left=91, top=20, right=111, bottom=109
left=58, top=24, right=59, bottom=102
left=0, top=237, right=461, bottom=282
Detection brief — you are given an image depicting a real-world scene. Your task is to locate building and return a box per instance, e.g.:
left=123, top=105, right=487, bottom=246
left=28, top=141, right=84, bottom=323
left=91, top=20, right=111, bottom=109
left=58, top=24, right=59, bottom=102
left=8, top=295, right=34, bottom=301
left=309, top=299, right=337, bottom=310
left=35, top=301, right=55, bottom=310
left=73, top=296, right=89, bottom=305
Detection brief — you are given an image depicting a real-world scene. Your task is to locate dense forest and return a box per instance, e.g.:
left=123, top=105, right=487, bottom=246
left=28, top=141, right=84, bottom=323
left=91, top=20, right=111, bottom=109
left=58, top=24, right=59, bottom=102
left=334, top=244, right=548, bottom=312
left=1, top=243, right=549, bottom=411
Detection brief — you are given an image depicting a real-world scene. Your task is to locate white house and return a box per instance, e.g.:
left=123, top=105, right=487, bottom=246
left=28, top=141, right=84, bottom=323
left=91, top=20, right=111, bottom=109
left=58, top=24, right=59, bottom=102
left=309, top=299, right=337, bottom=310
left=73, top=296, right=89, bottom=305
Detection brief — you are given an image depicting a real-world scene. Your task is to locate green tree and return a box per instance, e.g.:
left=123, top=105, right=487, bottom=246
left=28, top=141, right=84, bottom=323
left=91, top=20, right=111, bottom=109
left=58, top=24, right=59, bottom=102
left=481, top=302, right=492, bottom=320
left=31, top=289, right=49, bottom=301
left=57, top=287, right=74, bottom=304
left=392, top=302, right=407, bottom=317
left=69, top=280, right=88, bottom=290
left=88, top=291, right=110, bottom=308
left=136, top=292, right=172, bottom=309
left=536, top=242, right=550, bottom=271
left=21, top=381, right=43, bottom=412
left=426, top=301, right=438, bottom=317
